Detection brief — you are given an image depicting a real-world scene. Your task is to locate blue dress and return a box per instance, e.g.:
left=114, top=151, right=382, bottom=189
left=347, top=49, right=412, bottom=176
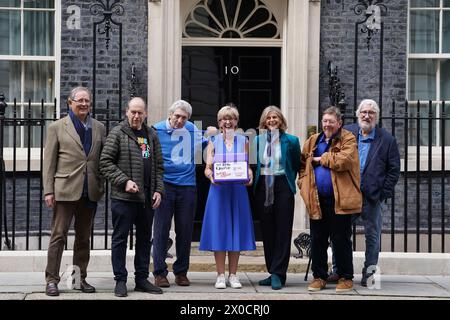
left=199, top=134, right=256, bottom=252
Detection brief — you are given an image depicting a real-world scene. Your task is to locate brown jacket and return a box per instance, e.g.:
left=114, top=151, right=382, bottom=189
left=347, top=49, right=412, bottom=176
left=43, top=115, right=106, bottom=202
left=297, top=128, right=362, bottom=220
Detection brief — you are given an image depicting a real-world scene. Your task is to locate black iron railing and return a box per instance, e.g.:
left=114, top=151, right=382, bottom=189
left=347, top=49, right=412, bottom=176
left=0, top=96, right=449, bottom=253
left=0, top=97, right=120, bottom=251
left=341, top=100, right=449, bottom=254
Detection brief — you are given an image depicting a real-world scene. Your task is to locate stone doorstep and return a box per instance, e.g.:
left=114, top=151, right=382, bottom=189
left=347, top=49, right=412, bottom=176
left=0, top=250, right=449, bottom=275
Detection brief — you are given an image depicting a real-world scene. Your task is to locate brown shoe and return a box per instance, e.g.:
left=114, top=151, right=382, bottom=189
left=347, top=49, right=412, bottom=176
left=154, top=275, right=170, bottom=288
left=326, top=273, right=340, bottom=283
left=74, top=280, right=96, bottom=293
left=45, top=282, right=59, bottom=296
left=175, top=274, right=190, bottom=286
left=336, top=278, right=353, bottom=292
left=307, top=278, right=326, bottom=291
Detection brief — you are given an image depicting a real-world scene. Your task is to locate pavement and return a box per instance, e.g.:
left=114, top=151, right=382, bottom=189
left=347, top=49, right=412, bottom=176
left=0, top=254, right=448, bottom=318
left=0, top=243, right=449, bottom=304
left=0, top=271, right=449, bottom=301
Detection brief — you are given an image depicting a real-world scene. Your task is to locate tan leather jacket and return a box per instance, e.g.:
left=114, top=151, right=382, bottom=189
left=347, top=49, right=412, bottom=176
left=297, top=129, right=362, bottom=220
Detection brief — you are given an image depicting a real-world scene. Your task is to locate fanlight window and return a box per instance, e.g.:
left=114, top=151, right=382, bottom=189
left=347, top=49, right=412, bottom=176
left=184, top=0, right=280, bottom=39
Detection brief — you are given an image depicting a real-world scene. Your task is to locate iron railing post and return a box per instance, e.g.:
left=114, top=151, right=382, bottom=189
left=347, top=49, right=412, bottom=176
left=416, top=101, right=421, bottom=252
left=427, top=101, right=433, bottom=253
left=0, top=93, right=6, bottom=250
left=390, top=100, right=395, bottom=252
left=0, top=93, right=11, bottom=250
left=441, top=101, right=446, bottom=253
left=404, top=100, right=409, bottom=252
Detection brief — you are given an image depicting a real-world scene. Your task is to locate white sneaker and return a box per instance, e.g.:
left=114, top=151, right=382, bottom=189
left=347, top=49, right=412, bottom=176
left=215, top=274, right=226, bottom=289
left=228, top=274, right=242, bottom=289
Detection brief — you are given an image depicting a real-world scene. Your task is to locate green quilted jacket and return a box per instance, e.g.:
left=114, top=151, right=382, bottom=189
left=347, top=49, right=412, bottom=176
left=99, top=120, right=164, bottom=203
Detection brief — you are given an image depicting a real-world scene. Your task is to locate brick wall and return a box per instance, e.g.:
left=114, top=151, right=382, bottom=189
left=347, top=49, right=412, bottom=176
left=319, top=0, right=408, bottom=118
left=60, top=0, right=148, bottom=119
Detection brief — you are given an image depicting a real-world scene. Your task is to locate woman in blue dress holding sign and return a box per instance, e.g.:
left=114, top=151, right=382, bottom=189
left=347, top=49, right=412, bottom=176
left=200, top=106, right=255, bottom=289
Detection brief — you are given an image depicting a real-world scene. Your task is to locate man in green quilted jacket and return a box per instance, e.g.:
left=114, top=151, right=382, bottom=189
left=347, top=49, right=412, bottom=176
left=100, top=97, right=164, bottom=297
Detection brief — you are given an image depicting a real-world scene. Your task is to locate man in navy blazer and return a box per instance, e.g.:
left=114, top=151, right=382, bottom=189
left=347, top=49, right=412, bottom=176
left=344, top=99, right=400, bottom=287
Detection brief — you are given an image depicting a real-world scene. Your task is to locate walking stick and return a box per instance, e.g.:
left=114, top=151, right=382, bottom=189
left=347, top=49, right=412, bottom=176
left=304, top=254, right=312, bottom=281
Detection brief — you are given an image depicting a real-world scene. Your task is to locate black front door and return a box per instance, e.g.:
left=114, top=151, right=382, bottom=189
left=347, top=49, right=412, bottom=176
left=182, top=46, right=281, bottom=240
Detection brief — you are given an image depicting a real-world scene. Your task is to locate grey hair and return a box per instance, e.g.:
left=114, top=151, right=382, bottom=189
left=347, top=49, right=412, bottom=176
left=168, top=100, right=192, bottom=119
left=68, top=87, right=91, bottom=101
left=356, top=99, right=380, bottom=123
left=323, top=106, right=342, bottom=122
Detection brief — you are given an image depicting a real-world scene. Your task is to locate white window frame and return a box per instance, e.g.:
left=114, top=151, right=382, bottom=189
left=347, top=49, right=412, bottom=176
left=405, top=0, right=450, bottom=171
left=0, top=0, right=61, bottom=171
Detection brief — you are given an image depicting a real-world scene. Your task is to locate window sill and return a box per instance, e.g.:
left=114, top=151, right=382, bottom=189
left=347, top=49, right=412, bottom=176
left=401, top=155, right=450, bottom=172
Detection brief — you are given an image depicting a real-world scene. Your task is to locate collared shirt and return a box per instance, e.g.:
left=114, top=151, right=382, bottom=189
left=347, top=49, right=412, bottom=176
left=358, top=127, right=375, bottom=182
left=313, top=132, right=334, bottom=197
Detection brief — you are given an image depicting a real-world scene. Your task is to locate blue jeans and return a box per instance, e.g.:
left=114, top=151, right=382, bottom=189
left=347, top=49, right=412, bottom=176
left=361, top=200, right=382, bottom=272
left=331, top=199, right=382, bottom=274
left=152, top=182, right=196, bottom=277
left=111, top=198, right=154, bottom=282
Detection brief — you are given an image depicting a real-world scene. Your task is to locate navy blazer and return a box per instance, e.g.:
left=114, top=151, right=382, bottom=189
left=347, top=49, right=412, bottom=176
left=344, top=123, right=400, bottom=203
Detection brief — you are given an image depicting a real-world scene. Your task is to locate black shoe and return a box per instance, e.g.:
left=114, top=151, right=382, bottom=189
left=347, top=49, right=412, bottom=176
left=45, top=282, right=59, bottom=296
left=114, top=281, right=128, bottom=297
left=361, top=271, right=375, bottom=287
left=327, top=273, right=340, bottom=283
left=361, top=274, right=367, bottom=287
left=74, top=280, right=96, bottom=293
left=135, top=279, right=163, bottom=294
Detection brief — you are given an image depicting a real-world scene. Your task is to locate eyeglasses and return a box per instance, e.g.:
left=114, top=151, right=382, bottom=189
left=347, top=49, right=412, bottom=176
left=72, top=98, right=90, bottom=104
left=220, top=118, right=237, bottom=122
left=360, top=110, right=376, bottom=116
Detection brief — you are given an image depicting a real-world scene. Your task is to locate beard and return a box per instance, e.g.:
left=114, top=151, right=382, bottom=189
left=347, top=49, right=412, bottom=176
left=358, top=118, right=374, bottom=132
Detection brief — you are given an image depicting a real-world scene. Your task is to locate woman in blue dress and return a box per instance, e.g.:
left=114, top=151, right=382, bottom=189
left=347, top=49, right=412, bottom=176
left=200, top=106, right=255, bottom=289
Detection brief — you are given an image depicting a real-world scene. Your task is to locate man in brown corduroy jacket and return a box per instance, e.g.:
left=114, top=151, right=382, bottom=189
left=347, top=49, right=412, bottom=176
left=297, top=106, right=362, bottom=293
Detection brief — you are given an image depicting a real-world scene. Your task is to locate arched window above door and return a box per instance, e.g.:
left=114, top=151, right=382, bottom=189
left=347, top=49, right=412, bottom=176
left=183, top=0, right=280, bottom=39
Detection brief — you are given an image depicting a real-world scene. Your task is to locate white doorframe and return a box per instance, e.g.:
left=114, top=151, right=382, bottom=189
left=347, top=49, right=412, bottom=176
left=148, top=0, right=182, bottom=124
left=147, top=0, right=322, bottom=237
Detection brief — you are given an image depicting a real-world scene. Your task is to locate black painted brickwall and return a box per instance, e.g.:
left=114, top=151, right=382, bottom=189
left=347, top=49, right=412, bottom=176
left=60, top=0, right=148, bottom=119
left=319, top=0, right=408, bottom=120
left=3, top=173, right=111, bottom=235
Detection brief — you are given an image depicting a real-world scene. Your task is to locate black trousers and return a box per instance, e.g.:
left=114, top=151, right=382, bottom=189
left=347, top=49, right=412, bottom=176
left=255, top=175, right=294, bottom=284
left=111, top=197, right=154, bottom=282
left=310, top=196, right=354, bottom=281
